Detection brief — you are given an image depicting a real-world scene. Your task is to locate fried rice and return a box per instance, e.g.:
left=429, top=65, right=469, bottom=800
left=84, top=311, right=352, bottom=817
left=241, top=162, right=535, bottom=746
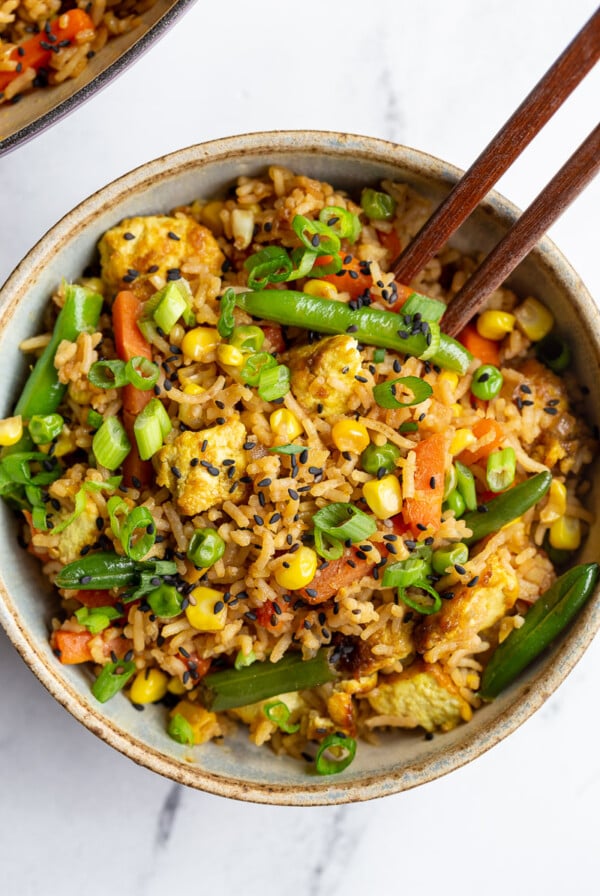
left=6, top=165, right=596, bottom=772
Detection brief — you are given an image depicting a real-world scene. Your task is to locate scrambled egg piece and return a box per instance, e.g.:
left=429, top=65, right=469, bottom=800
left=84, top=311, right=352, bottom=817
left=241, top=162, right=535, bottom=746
left=98, top=215, right=224, bottom=294
left=286, top=335, right=362, bottom=418
left=55, top=498, right=99, bottom=565
left=367, top=661, right=471, bottom=732
left=414, top=553, right=519, bottom=659
left=156, top=417, right=247, bottom=515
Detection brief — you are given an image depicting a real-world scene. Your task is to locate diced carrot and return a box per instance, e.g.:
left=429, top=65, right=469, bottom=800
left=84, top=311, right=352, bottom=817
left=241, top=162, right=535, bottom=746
left=458, top=418, right=505, bottom=465
left=457, top=323, right=500, bottom=366
left=74, top=590, right=120, bottom=609
left=315, top=254, right=373, bottom=299
left=254, top=599, right=286, bottom=631
left=51, top=630, right=93, bottom=665
left=377, top=228, right=402, bottom=259
left=388, top=282, right=416, bottom=313
left=402, top=432, right=446, bottom=534
left=0, top=11, right=95, bottom=91
left=180, top=653, right=211, bottom=680
left=297, top=548, right=375, bottom=605
left=260, top=324, right=286, bottom=354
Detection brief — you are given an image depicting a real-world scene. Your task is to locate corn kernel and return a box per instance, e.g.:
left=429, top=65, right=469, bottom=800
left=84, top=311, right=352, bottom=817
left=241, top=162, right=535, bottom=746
left=270, top=408, right=303, bottom=441
left=331, top=418, right=370, bottom=454
left=186, top=586, right=227, bottom=631
left=451, top=403, right=463, bottom=417
left=303, top=279, right=339, bottom=299
left=274, top=546, right=318, bottom=590
left=363, top=474, right=402, bottom=519
left=167, top=676, right=188, bottom=695
left=0, top=415, right=22, bottom=447
left=201, top=200, right=224, bottom=235
left=540, top=479, right=567, bottom=524
left=178, top=382, right=205, bottom=427
left=549, top=516, right=581, bottom=551
left=216, top=343, right=245, bottom=367
left=181, top=327, right=220, bottom=361
left=476, top=310, right=516, bottom=341
left=514, top=297, right=554, bottom=342
left=171, top=699, right=220, bottom=744
left=438, top=371, right=459, bottom=392
left=129, top=668, right=168, bottom=705
left=450, top=428, right=476, bottom=455
left=52, top=429, right=77, bottom=458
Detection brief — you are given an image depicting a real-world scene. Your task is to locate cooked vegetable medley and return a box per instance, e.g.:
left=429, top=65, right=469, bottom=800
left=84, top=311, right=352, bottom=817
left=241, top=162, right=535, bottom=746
left=2, top=167, right=597, bottom=774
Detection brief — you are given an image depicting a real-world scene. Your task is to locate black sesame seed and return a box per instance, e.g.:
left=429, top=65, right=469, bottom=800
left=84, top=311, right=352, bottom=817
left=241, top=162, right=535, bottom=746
left=213, top=601, right=225, bottom=614
left=167, top=231, right=180, bottom=241
left=467, top=576, right=479, bottom=588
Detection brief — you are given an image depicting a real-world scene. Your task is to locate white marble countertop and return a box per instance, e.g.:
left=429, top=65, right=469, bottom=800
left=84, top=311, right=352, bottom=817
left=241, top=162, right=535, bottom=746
left=1, top=2, right=599, bottom=893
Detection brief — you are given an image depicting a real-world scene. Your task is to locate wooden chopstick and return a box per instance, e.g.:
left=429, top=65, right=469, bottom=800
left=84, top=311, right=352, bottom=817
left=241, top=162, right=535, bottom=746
left=391, top=8, right=600, bottom=285
left=441, top=122, right=600, bottom=337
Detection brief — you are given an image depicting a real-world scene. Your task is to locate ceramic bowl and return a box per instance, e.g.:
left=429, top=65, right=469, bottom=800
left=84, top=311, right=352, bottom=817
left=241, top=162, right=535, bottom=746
left=0, top=131, right=599, bottom=805
left=0, top=0, right=196, bottom=157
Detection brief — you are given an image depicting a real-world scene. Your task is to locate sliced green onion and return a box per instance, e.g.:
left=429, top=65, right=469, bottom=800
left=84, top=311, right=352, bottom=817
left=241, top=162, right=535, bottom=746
left=268, top=444, right=305, bottom=456
left=306, top=252, right=342, bottom=277
left=87, top=409, right=103, bottom=430
left=399, top=581, right=442, bottom=615
left=88, top=359, right=128, bottom=390
left=486, top=447, right=516, bottom=493
left=536, top=333, right=571, bottom=373
left=431, top=543, right=469, bottom=575
left=289, top=247, right=319, bottom=279
left=217, top=288, right=237, bottom=338
left=471, top=364, right=503, bottom=400
left=240, top=352, right=277, bottom=386
left=121, top=505, right=156, bottom=560
left=382, top=556, right=431, bottom=589
left=373, top=348, right=386, bottom=363
left=400, top=293, right=446, bottom=323
left=244, top=246, right=293, bottom=289
left=51, top=476, right=120, bottom=535
left=126, top=356, right=160, bottom=390
left=93, top=417, right=131, bottom=470
left=360, top=441, right=401, bottom=475
left=167, top=713, right=195, bottom=746
left=187, top=527, right=226, bottom=568
left=133, top=398, right=172, bottom=460
left=263, top=700, right=300, bottom=733
left=360, top=188, right=396, bottom=221
left=398, top=421, right=419, bottom=433
left=107, top=495, right=128, bottom=539
left=28, top=413, right=64, bottom=445
left=75, top=605, right=121, bottom=635
left=234, top=649, right=256, bottom=671
left=257, top=363, right=290, bottom=402
left=319, top=206, right=361, bottom=243
left=444, top=488, right=466, bottom=518
left=373, top=375, right=433, bottom=409
left=312, top=502, right=377, bottom=542
left=443, top=464, right=458, bottom=500
left=153, top=282, right=189, bottom=334
left=147, top=584, right=182, bottom=618
left=455, top=460, right=477, bottom=511
left=314, top=526, right=344, bottom=561
left=229, top=325, right=265, bottom=353
left=92, top=660, right=136, bottom=703
left=292, top=214, right=341, bottom=256
left=315, top=733, right=357, bottom=775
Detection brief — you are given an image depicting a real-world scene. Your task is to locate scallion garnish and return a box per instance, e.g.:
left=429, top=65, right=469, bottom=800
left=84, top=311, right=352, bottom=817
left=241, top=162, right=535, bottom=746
left=360, top=188, right=396, bottom=221
left=229, top=325, right=265, bottom=353
left=312, top=502, right=377, bottom=543
left=373, top=375, right=433, bottom=410
left=147, top=584, right=182, bottom=618
left=51, top=476, right=120, bottom=535
left=75, top=605, right=121, bottom=635
left=318, top=206, right=361, bottom=243
left=257, top=363, right=290, bottom=402
left=125, top=356, right=160, bottom=390
left=153, top=281, right=189, bottom=334
left=268, top=444, right=305, bottom=456
left=244, top=246, right=293, bottom=289
left=133, top=398, right=172, bottom=460
left=234, top=648, right=256, bottom=671
left=398, top=581, right=442, bottom=615
left=486, top=447, right=516, bottom=493
left=87, top=409, right=104, bottom=430
left=88, top=359, right=129, bottom=390
left=167, top=713, right=195, bottom=746
left=28, top=413, right=64, bottom=445
left=292, top=215, right=341, bottom=256
left=121, top=506, right=156, bottom=560
left=536, top=333, right=571, bottom=373
left=91, top=660, right=136, bottom=703
left=315, top=734, right=357, bottom=775
left=240, top=352, right=277, bottom=386
left=93, top=417, right=131, bottom=470
left=313, top=526, right=344, bottom=561
left=217, top=288, right=237, bottom=338
left=263, top=700, right=300, bottom=733
left=373, top=348, right=386, bottom=364
left=382, top=555, right=431, bottom=589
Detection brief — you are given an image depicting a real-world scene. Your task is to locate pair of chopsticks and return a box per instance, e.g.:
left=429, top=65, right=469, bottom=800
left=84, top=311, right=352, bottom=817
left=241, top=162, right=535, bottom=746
left=391, top=8, right=600, bottom=338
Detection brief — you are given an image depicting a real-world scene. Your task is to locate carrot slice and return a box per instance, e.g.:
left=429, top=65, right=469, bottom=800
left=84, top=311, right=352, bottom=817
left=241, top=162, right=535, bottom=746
left=51, top=630, right=93, bottom=664
left=297, top=548, right=375, bottom=605
left=457, top=323, right=500, bottom=366
left=402, top=432, right=446, bottom=534
left=458, top=418, right=505, bottom=465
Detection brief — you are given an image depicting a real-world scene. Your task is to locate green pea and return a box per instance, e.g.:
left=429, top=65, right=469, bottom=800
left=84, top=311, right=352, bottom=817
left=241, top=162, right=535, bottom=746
left=443, top=489, right=466, bottom=518
left=230, top=325, right=265, bottom=353
left=432, top=543, right=469, bottom=575
left=187, top=527, right=226, bottom=568
left=471, top=365, right=503, bottom=400
left=360, top=188, right=396, bottom=221
left=360, top=441, right=401, bottom=475
left=147, top=584, right=182, bottom=618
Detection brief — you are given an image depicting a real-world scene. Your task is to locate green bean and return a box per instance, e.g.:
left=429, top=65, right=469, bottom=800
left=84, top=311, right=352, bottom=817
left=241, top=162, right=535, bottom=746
left=55, top=551, right=177, bottom=592
left=479, top=563, right=599, bottom=699
left=235, top=290, right=472, bottom=374
left=199, top=647, right=338, bottom=712
left=462, top=471, right=552, bottom=546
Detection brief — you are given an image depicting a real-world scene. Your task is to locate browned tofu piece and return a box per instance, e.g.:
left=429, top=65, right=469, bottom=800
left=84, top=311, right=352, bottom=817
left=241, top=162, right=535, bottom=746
left=414, top=553, right=519, bottom=658
left=99, top=215, right=223, bottom=294
left=367, top=660, right=471, bottom=732
left=156, top=417, right=247, bottom=515
left=286, top=335, right=362, bottom=418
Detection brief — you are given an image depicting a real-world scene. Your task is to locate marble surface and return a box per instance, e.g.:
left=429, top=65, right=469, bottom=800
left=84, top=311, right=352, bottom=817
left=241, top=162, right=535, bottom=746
left=1, top=1, right=599, bottom=892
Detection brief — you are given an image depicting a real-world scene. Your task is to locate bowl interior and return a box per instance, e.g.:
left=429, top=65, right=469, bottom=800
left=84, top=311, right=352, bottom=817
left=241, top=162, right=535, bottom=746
left=0, top=0, right=195, bottom=157
left=1, top=132, right=599, bottom=804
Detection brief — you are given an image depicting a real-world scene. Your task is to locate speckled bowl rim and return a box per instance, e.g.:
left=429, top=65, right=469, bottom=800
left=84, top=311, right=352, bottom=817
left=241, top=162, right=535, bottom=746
left=0, top=0, right=197, bottom=158
left=1, top=130, right=599, bottom=805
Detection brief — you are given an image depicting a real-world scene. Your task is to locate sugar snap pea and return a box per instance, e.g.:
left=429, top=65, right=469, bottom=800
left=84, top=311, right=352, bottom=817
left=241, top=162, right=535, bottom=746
left=235, top=290, right=472, bottom=374
left=479, top=562, right=599, bottom=700
left=55, top=551, right=177, bottom=592
left=462, top=471, right=552, bottom=546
